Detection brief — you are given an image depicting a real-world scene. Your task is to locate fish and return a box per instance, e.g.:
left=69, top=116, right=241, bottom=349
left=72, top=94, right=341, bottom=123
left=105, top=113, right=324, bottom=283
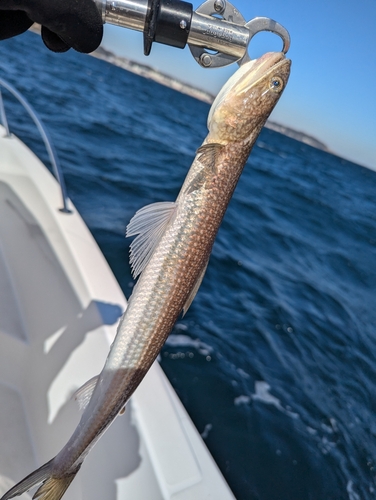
left=1, top=51, right=291, bottom=500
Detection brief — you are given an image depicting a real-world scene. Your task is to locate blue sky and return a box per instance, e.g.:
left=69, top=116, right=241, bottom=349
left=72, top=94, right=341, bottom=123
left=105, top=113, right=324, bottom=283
left=102, top=0, right=376, bottom=170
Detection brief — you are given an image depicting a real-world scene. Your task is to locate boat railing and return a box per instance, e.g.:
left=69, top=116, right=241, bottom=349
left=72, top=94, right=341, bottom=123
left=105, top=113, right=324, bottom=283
left=0, top=78, right=71, bottom=213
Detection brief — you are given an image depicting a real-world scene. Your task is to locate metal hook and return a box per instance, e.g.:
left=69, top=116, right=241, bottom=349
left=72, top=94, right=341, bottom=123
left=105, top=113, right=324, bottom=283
left=239, top=17, right=291, bottom=66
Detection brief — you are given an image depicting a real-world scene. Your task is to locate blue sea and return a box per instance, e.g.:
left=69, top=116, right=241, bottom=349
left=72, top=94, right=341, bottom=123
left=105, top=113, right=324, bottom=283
left=1, top=31, right=376, bottom=500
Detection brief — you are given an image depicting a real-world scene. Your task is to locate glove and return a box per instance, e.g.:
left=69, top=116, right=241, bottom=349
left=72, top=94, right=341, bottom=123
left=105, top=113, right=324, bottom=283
left=0, top=0, right=103, bottom=53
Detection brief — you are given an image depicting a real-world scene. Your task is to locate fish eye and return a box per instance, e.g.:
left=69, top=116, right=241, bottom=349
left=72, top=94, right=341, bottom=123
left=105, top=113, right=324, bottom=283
left=269, top=76, right=283, bottom=92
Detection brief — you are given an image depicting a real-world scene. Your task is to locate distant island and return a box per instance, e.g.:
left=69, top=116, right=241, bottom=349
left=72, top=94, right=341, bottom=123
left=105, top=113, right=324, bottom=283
left=265, top=121, right=330, bottom=152
left=92, top=46, right=215, bottom=105
left=91, top=46, right=330, bottom=153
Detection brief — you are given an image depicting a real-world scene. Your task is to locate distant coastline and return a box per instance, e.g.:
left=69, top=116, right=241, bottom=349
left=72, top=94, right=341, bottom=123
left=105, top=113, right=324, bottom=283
left=91, top=46, right=330, bottom=153
left=28, top=26, right=329, bottom=153
left=92, top=46, right=215, bottom=105
left=265, top=121, right=330, bottom=152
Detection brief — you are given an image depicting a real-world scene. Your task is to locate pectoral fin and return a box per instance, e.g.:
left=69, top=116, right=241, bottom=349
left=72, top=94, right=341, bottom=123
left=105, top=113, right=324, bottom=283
left=126, top=201, right=178, bottom=278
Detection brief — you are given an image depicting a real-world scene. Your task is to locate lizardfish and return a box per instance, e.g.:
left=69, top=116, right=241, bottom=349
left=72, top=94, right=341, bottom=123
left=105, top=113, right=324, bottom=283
left=1, top=51, right=291, bottom=500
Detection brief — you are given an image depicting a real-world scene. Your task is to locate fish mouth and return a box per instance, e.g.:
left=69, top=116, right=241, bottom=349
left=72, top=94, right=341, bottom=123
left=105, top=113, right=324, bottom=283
left=208, top=52, right=290, bottom=127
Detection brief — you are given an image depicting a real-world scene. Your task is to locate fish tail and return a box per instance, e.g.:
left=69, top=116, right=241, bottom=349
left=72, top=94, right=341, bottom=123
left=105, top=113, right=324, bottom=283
left=0, top=459, right=78, bottom=500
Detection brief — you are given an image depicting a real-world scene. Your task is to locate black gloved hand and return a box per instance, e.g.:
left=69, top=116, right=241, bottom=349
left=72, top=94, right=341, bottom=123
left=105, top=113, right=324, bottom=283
left=0, top=0, right=103, bottom=53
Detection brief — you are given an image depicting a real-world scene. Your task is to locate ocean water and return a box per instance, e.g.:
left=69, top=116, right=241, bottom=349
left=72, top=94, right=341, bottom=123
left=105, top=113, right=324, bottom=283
left=1, top=31, right=376, bottom=500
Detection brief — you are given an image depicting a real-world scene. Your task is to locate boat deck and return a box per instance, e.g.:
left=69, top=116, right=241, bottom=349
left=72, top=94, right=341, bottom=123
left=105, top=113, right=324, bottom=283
left=0, top=127, right=234, bottom=499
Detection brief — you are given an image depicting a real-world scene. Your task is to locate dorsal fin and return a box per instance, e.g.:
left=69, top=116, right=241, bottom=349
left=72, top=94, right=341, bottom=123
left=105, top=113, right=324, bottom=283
left=126, top=201, right=178, bottom=278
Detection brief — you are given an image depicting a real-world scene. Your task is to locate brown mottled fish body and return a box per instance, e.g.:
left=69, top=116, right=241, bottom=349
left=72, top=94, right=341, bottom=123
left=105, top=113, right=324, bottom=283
left=1, top=51, right=290, bottom=500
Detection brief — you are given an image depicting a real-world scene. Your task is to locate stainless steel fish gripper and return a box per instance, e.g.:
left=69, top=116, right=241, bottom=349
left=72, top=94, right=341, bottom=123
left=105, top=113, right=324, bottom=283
left=95, top=0, right=290, bottom=68
left=188, top=1, right=290, bottom=68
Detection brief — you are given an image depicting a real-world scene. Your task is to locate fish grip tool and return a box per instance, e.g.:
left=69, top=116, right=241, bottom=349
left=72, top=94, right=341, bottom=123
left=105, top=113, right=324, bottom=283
left=95, top=0, right=290, bottom=67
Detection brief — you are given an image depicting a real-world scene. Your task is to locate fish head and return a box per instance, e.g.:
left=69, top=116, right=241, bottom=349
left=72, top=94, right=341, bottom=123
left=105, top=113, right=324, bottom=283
left=208, top=52, right=291, bottom=143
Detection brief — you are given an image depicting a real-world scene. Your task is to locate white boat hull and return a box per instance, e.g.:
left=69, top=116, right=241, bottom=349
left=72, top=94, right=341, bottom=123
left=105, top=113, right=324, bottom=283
left=0, top=125, right=234, bottom=499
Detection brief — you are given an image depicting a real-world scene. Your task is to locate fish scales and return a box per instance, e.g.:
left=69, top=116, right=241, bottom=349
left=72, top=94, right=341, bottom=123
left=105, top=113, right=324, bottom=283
left=1, top=51, right=291, bottom=500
